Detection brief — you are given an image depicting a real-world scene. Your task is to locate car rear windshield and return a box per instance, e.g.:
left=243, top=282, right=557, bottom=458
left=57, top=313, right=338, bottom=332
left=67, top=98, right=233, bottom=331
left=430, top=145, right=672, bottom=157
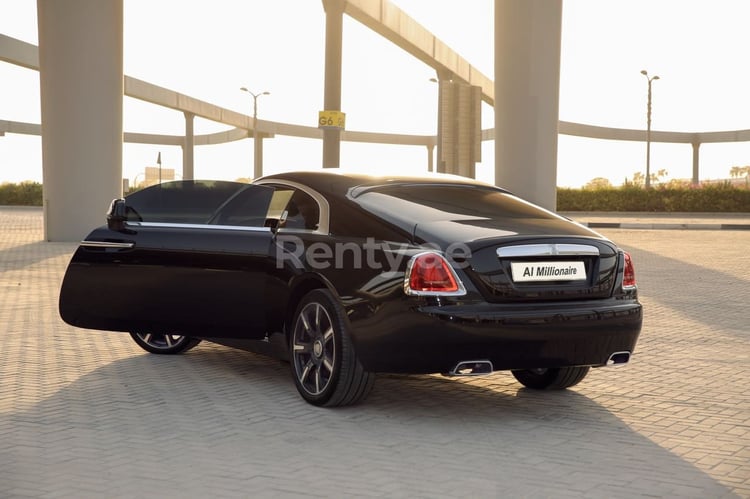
left=355, top=184, right=558, bottom=226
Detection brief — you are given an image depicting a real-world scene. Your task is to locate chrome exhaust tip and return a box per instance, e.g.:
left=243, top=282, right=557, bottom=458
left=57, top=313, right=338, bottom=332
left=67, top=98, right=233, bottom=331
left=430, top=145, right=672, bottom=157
left=606, top=351, right=631, bottom=366
left=446, top=360, right=494, bottom=376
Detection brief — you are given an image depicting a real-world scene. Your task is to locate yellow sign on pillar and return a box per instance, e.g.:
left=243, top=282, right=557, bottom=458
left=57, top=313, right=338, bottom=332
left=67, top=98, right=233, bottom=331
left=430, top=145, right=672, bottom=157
left=318, top=110, right=346, bottom=130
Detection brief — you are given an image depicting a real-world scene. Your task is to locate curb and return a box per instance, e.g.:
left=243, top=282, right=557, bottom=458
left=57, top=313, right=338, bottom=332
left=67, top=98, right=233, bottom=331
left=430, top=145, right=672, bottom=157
left=583, top=222, right=750, bottom=231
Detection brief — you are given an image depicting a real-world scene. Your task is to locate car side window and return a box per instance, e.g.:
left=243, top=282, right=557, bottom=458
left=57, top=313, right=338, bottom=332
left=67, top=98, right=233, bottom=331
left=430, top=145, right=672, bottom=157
left=125, top=180, right=249, bottom=224
left=263, top=187, right=320, bottom=231
left=283, top=190, right=320, bottom=231
left=209, top=185, right=275, bottom=227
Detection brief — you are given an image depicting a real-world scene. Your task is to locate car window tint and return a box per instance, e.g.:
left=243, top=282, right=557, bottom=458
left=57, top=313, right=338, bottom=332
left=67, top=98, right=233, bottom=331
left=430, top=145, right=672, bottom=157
left=211, top=185, right=275, bottom=227
left=283, top=190, right=320, bottom=230
left=125, top=180, right=247, bottom=223
left=262, top=186, right=321, bottom=231
left=357, top=185, right=559, bottom=224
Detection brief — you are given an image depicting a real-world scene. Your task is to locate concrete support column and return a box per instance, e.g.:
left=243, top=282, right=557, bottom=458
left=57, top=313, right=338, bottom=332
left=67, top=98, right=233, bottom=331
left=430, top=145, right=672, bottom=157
left=183, top=112, right=195, bottom=180
left=434, top=71, right=453, bottom=175
left=494, top=0, right=562, bottom=210
left=436, top=77, right=481, bottom=178
left=321, top=0, right=345, bottom=168
left=691, top=141, right=701, bottom=186
left=37, top=0, right=123, bottom=241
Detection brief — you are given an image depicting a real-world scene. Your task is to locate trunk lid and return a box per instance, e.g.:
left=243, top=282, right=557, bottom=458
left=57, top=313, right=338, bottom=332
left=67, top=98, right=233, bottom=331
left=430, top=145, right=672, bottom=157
left=462, top=236, right=619, bottom=302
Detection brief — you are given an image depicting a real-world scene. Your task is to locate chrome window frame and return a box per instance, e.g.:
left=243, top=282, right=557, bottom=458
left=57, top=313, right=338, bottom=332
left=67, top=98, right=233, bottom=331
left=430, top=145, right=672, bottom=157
left=125, top=222, right=273, bottom=233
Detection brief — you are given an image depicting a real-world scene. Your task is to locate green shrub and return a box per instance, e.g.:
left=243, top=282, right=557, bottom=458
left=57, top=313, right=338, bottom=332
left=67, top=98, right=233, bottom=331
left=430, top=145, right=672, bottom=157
left=1, top=181, right=748, bottom=212
left=0, top=182, right=43, bottom=206
left=557, top=184, right=750, bottom=212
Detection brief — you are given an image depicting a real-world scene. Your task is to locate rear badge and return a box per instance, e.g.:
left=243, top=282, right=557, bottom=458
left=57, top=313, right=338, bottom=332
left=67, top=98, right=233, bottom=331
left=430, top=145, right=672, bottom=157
left=511, top=261, right=587, bottom=282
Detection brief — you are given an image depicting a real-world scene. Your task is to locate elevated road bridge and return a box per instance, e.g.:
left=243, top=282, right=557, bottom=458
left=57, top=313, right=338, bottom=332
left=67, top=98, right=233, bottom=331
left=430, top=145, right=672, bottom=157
left=1, top=1, right=749, bottom=240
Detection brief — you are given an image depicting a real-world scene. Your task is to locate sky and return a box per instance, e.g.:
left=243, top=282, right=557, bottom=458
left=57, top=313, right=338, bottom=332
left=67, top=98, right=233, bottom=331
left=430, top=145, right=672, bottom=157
left=1, top=0, right=749, bottom=188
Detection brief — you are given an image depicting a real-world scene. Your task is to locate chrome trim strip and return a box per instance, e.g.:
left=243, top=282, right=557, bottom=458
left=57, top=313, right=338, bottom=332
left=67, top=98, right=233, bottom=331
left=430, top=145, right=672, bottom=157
left=496, top=243, right=600, bottom=258
left=253, top=178, right=331, bottom=235
left=125, top=222, right=272, bottom=232
left=80, top=240, right=134, bottom=249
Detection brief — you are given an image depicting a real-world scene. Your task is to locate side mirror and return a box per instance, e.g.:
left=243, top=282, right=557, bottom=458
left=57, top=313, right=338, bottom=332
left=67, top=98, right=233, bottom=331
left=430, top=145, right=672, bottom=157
left=107, top=198, right=127, bottom=231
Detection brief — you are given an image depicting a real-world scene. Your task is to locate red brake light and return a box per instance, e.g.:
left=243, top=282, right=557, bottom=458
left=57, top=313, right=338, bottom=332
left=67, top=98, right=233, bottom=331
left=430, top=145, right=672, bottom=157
left=623, top=252, right=636, bottom=288
left=405, top=252, right=465, bottom=296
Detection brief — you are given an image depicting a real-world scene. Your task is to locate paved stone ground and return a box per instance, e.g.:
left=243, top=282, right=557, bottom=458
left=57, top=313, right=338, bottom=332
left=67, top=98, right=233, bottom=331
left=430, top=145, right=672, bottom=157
left=0, top=207, right=748, bottom=498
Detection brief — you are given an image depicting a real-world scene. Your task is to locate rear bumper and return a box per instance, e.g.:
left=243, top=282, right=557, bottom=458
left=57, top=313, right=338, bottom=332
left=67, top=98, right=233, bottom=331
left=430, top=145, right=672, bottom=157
left=348, top=299, right=642, bottom=374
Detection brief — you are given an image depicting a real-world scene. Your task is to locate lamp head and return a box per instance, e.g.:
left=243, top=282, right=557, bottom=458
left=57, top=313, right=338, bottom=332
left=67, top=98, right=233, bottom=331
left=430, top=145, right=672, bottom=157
left=640, top=70, right=647, bottom=76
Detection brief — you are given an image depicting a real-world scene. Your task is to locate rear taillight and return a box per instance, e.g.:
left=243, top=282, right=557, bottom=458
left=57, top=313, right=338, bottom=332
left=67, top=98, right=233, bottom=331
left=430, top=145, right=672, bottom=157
left=622, top=252, right=636, bottom=289
left=404, top=252, right=466, bottom=296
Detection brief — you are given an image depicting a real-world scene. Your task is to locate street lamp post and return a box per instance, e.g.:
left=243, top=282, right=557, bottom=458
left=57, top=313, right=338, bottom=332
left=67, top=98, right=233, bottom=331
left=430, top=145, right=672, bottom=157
left=640, top=70, right=660, bottom=189
left=240, top=87, right=270, bottom=179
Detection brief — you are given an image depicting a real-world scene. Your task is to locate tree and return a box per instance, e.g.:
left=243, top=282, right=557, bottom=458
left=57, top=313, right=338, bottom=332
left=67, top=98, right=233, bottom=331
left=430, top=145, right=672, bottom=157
left=584, top=177, right=612, bottom=190
left=651, top=169, right=669, bottom=185
left=626, top=171, right=646, bottom=187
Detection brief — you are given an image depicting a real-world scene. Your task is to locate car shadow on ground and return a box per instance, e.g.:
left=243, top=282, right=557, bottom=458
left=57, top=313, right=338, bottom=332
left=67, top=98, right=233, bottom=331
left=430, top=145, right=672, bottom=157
left=617, top=240, right=747, bottom=335
left=1, top=339, right=735, bottom=498
left=0, top=240, right=77, bottom=273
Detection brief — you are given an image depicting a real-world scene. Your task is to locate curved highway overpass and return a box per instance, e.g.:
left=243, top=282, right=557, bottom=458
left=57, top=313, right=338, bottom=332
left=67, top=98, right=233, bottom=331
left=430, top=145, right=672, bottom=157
left=2, top=32, right=747, bottom=181
left=1, top=0, right=749, bottom=240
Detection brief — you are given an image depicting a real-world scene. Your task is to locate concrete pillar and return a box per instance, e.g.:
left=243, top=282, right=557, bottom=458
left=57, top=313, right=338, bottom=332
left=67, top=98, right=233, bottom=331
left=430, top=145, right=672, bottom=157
left=691, top=140, right=701, bottom=186
left=254, top=134, right=264, bottom=178
left=434, top=73, right=450, bottom=174
left=183, top=112, right=194, bottom=180
left=37, top=0, right=123, bottom=241
left=436, top=79, right=481, bottom=178
left=494, top=0, right=562, bottom=210
left=321, top=0, right=345, bottom=168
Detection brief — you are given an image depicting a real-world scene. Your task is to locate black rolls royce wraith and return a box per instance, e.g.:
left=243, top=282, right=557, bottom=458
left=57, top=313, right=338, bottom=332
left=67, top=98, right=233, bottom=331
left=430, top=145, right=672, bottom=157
left=59, top=171, right=642, bottom=406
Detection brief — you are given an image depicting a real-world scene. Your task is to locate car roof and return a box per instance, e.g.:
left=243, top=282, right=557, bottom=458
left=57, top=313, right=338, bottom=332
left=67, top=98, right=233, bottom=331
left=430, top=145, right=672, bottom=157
left=256, top=170, right=505, bottom=199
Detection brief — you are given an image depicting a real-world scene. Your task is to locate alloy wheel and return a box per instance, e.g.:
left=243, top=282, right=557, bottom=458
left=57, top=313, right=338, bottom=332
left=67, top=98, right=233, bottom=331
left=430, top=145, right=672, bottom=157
left=291, top=302, right=337, bottom=396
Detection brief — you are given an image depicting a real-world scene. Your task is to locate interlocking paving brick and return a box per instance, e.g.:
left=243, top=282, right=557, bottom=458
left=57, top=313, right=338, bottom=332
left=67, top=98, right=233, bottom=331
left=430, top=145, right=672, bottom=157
left=0, top=208, right=748, bottom=498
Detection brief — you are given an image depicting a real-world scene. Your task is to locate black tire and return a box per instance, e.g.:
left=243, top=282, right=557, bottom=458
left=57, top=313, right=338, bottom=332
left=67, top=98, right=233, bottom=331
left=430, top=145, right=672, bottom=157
left=289, top=289, right=375, bottom=407
left=511, top=366, right=590, bottom=390
left=129, top=332, right=201, bottom=355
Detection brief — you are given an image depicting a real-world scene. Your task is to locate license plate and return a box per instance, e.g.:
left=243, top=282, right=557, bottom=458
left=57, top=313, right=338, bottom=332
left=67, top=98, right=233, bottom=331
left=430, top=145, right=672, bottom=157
left=510, top=261, right=587, bottom=282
